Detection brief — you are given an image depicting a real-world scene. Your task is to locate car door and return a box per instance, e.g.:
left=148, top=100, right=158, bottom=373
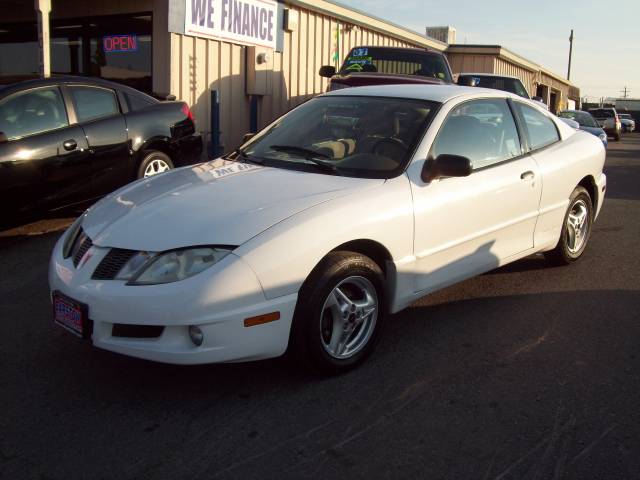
left=510, top=101, right=566, bottom=250
left=66, top=84, right=130, bottom=198
left=0, top=85, right=91, bottom=221
left=409, top=97, right=542, bottom=294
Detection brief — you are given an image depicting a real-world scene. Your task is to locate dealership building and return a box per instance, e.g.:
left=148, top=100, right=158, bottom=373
left=1, top=0, right=578, bottom=156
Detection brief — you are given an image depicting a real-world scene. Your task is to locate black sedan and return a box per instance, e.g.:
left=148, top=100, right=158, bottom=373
left=0, top=76, right=202, bottom=227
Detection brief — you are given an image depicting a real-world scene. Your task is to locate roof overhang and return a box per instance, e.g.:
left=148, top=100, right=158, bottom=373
left=286, top=0, right=447, bottom=51
left=446, top=44, right=572, bottom=88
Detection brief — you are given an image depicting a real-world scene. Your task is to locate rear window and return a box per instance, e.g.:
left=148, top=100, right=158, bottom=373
left=589, top=109, right=614, bottom=118
left=339, top=47, right=452, bottom=82
left=558, top=111, right=598, bottom=128
left=459, top=75, right=529, bottom=99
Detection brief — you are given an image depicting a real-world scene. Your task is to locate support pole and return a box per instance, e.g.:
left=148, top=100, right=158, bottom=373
left=35, top=0, right=52, bottom=78
left=567, top=29, right=574, bottom=81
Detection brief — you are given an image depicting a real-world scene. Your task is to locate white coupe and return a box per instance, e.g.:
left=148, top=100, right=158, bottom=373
left=49, top=85, right=606, bottom=373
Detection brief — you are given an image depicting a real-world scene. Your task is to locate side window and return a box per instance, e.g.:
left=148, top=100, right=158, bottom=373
left=515, top=102, right=560, bottom=150
left=124, top=91, right=155, bottom=111
left=0, top=87, right=69, bottom=140
left=69, top=86, right=119, bottom=123
left=430, top=99, right=522, bottom=170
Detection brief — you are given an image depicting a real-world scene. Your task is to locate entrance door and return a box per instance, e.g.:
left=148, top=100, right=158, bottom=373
left=410, top=98, right=541, bottom=294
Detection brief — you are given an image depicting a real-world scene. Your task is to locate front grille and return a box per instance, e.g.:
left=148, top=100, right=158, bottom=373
left=112, top=324, right=164, bottom=338
left=92, top=248, right=137, bottom=280
left=72, top=230, right=93, bottom=267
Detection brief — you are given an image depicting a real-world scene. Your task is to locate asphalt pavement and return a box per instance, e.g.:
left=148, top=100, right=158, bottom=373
left=1, top=134, right=639, bottom=480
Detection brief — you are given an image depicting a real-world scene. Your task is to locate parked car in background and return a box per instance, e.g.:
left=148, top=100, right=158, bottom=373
left=618, top=113, right=636, bottom=133
left=588, top=107, right=622, bottom=141
left=558, top=117, right=580, bottom=130
left=49, top=85, right=606, bottom=374
left=457, top=73, right=549, bottom=109
left=319, top=46, right=453, bottom=91
left=558, top=110, right=608, bottom=147
left=0, top=77, right=202, bottom=226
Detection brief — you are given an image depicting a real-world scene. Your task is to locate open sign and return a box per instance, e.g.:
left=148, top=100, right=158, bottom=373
left=103, top=35, right=138, bottom=53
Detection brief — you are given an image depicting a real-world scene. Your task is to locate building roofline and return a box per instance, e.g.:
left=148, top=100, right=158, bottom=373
left=286, top=0, right=448, bottom=51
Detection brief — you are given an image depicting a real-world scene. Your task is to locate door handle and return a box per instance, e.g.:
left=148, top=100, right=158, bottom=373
left=520, top=170, right=535, bottom=180
left=63, top=139, right=77, bottom=151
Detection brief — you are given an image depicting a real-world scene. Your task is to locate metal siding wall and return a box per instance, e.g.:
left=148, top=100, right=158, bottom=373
left=170, top=4, right=435, bottom=155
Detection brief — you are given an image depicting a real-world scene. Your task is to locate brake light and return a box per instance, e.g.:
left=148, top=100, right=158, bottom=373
left=181, top=103, right=194, bottom=121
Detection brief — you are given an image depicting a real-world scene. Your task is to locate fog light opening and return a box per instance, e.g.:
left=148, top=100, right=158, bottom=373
left=189, top=325, right=204, bottom=346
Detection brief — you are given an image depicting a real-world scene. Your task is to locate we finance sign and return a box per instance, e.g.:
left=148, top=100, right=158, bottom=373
left=185, top=0, right=277, bottom=49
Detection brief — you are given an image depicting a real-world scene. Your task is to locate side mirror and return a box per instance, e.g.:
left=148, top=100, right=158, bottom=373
left=319, top=65, right=336, bottom=78
left=242, top=132, right=255, bottom=143
left=422, top=154, right=472, bottom=182
left=0, top=132, right=7, bottom=144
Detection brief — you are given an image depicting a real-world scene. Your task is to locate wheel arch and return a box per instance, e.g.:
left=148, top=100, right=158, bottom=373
left=328, top=239, right=397, bottom=310
left=578, top=175, right=598, bottom=211
left=133, top=138, right=174, bottom=179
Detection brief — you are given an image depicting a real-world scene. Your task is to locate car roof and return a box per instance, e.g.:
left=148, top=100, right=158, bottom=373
left=347, top=46, right=435, bottom=53
left=321, top=84, right=518, bottom=103
left=458, top=72, right=520, bottom=80
left=0, top=75, right=155, bottom=101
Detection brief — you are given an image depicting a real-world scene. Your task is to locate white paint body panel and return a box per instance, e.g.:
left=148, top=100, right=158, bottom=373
left=48, top=85, right=606, bottom=365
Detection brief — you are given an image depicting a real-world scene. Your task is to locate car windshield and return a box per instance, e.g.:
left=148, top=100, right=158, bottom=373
left=589, top=108, right=614, bottom=118
left=339, top=47, right=452, bottom=82
left=619, top=114, right=632, bottom=120
left=237, top=96, right=438, bottom=179
left=459, top=75, right=529, bottom=99
left=558, top=111, right=598, bottom=128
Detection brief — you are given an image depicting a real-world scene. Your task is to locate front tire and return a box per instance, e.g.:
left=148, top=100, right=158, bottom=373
left=546, top=186, right=593, bottom=266
left=137, top=150, right=174, bottom=179
left=290, top=251, right=387, bottom=374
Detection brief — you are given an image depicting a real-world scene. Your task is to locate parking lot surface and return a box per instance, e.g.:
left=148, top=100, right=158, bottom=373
left=1, top=135, right=639, bottom=479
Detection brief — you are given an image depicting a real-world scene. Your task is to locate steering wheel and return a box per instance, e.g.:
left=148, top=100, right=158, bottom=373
left=372, top=137, right=408, bottom=159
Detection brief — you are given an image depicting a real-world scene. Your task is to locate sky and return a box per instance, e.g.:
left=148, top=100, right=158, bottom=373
left=338, top=0, right=640, bottom=101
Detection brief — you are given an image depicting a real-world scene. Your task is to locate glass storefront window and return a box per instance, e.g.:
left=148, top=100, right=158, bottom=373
left=0, top=21, right=39, bottom=83
left=0, top=13, right=152, bottom=94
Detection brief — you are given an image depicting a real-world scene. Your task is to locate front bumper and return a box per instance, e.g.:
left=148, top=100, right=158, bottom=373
left=48, top=234, right=296, bottom=364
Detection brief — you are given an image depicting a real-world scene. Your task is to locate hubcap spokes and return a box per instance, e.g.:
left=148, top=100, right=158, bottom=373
left=566, top=199, right=589, bottom=253
left=144, top=159, right=171, bottom=178
left=320, top=276, right=378, bottom=359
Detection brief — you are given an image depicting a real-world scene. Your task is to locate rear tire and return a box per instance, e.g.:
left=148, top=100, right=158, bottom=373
left=545, top=186, right=593, bottom=266
left=137, top=151, right=174, bottom=179
left=289, top=251, right=387, bottom=375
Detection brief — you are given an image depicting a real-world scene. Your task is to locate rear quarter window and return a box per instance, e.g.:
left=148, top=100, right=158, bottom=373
left=124, top=91, right=156, bottom=111
left=515, top=102, right=560, bottom=151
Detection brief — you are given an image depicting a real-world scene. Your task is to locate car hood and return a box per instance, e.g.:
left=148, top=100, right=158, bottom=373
left=330, top=72, right=447, bottom=89
left=82, top=159, right=382, bottom=251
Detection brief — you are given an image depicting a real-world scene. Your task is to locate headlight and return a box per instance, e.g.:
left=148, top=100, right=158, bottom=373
left=125, top=247, right=232, bottom=285
left=62, top=215, right=84, bottom=258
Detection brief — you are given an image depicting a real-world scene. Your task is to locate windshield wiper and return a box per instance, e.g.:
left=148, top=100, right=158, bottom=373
left=269, top=145, right=331, bottom=159
left=231, top=147, right=264, bottom=165
left=269, top=145, right=337, bottom=174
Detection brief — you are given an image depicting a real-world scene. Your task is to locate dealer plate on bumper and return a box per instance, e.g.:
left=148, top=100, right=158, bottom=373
left=52, top=291, right=89, bottom=338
